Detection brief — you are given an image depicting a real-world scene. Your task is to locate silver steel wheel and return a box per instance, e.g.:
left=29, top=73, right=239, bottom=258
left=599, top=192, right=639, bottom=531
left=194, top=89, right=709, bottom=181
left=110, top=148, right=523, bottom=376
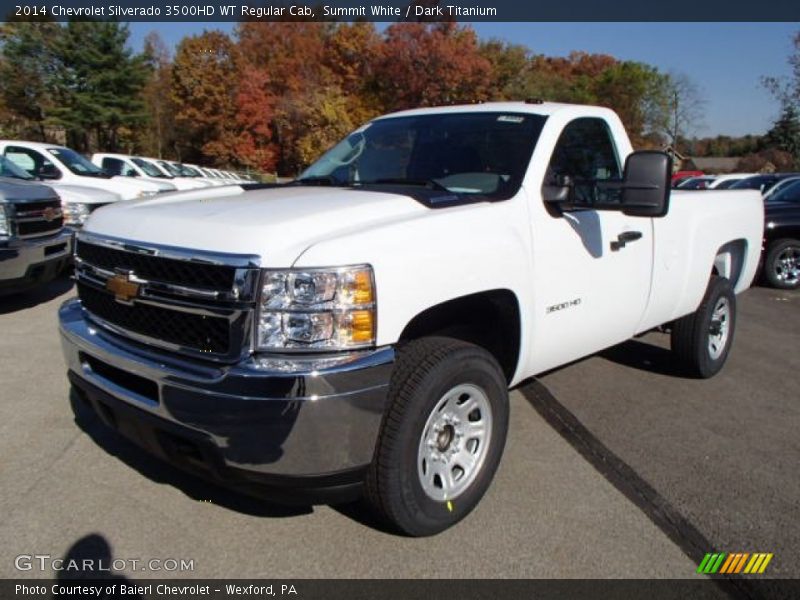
left=417, top=383, right=493, bottom=502
left=707, top=297, right=731, bottom=360
left=774, top=246, right=800, bottom=286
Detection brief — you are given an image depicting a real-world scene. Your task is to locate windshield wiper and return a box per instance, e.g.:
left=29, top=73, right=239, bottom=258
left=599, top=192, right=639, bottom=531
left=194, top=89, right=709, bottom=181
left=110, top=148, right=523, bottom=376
left=360, top=178, right=452, bottom=193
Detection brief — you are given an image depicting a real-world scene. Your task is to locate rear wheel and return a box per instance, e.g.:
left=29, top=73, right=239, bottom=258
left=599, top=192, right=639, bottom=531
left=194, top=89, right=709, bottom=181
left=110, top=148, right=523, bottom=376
left=366, top=337, right=509, bottom=536
left=764, top=239, right=800, bottom=290
left=670, top=276, right=736, bottom=378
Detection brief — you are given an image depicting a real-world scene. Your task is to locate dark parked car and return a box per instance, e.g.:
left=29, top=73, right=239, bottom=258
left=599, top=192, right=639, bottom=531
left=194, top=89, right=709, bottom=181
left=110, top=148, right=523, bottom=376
left=676, top=176, right=716, bottom=190
left=730, top=173, right=799, bottom=195
left=762, top=179, right=800, bottom=289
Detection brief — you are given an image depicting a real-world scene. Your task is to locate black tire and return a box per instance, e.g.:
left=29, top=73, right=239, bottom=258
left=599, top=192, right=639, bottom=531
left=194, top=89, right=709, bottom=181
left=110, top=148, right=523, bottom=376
left=763, top=239, right=800, bottom=290
left=670, top=276, right=736, bottom=378
left=366, top=337, right=509, bottom=536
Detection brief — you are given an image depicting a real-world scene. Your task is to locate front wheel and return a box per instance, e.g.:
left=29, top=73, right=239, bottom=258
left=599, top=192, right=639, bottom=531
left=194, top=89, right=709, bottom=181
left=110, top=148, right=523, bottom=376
left=366, top=337, right=509, bottom=536
left=670, top=276, right=736, bottom=378
left=764, top=239, right=800, bottom=290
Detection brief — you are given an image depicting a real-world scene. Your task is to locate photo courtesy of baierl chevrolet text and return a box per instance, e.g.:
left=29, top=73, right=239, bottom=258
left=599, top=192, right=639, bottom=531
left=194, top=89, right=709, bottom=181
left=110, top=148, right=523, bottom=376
left=0, top=0, right=798, bottom=598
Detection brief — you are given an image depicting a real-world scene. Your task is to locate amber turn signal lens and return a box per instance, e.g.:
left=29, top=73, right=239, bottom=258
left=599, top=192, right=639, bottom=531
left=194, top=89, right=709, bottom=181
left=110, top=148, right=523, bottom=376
left=339, top=268, right=374, bottom=305
left=346, top=310, right=375, bottom=343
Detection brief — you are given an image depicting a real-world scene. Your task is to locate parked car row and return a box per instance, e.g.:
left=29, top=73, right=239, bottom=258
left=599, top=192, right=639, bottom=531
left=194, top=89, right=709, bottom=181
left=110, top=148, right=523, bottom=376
left=0, top=139, right=257, bottom=295
left=674, top=171, right=800, bottom=193
left=91, top=153, right=253, bottom=189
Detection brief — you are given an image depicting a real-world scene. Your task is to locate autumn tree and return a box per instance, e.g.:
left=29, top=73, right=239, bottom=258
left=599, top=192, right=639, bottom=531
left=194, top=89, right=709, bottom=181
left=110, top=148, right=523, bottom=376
left=478, top=39, right=531, bottom=100
left=372, top=23, right=492, bottom=111
left=690, top=134, right=763, bottom=157
left=171, top=30, right=240, bottom=164
left=737, top=148, right=796, bottom=172
left=237, top=22, right=332, bottom=96
left=139, top=31, right=177, bottom=158
left=324, top=22, right=382, bottom=125
left=593, top=62, right=671, bottom=147
left=275, top=87, right=355, bottom=174
left=233, top=66, right=278, bottom=172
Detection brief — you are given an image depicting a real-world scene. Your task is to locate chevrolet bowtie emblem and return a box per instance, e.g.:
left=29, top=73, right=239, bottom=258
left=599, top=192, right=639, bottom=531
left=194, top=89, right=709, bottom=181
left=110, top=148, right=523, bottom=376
left=42, top=207, right=59, bottom=222
left=106, top=272, right=140, bottom=303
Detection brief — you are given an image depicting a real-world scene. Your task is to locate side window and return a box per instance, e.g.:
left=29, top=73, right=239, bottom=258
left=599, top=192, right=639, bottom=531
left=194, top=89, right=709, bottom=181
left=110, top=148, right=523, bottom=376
left=545, top=118, right=621, bottom=204
left=4, top=146, right=59, bottom=178
left=119, top=160, right=137, bottom=177
left=102, top=157, right=125, bottom=176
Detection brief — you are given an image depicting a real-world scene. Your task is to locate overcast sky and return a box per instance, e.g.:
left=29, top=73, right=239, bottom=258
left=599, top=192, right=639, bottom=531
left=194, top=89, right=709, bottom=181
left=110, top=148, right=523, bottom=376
left=128, top=22, right=799, bottom=138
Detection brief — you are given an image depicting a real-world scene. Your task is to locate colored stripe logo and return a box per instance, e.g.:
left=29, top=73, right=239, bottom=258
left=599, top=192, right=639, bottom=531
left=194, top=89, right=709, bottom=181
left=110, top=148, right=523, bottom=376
left=697, top=552, right=773, bottom=574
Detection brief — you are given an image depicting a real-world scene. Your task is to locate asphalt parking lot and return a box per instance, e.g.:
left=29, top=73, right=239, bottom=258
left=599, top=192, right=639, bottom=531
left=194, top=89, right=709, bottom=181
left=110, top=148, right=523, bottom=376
left=0, top=278, right=796, bottom=585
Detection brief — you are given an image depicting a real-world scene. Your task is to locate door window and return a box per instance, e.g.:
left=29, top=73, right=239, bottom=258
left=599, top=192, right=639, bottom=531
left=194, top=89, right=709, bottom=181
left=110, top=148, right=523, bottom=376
left=4, top=146, right=61, bottom=179
left=545, top=118, right=621, bottom=204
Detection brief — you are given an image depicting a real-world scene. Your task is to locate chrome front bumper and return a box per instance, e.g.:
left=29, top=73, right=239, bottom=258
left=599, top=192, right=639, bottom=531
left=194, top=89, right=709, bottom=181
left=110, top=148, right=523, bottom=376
left=59, top=298, right=394, bottom=492
left=0, top=229, right=73, bottom=288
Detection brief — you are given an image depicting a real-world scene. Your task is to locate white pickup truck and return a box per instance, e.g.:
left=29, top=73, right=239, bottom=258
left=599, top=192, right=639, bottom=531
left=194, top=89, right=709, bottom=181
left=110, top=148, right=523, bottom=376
left=59, top=102, right=763, bottom=536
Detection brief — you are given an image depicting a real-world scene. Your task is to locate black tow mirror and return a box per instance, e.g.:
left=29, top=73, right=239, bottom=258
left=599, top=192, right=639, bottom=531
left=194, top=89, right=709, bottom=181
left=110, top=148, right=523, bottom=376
left=542, top=174, right=573, bottom=203
left=620, top=151, right=671, bottom=218
left=37, top=163, right=61, bottom=180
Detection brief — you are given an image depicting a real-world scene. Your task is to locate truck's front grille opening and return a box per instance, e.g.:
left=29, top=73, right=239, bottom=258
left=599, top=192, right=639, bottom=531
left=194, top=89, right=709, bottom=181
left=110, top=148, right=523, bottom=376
left=76, top=239, right=237, bottom=291
left=13, top=200, right=64, bottom=239
left=80, top=352, right=159, bottom=403
left=17, top=218, right=63, bottom=237
left=77, top=282, right=231, bottom=355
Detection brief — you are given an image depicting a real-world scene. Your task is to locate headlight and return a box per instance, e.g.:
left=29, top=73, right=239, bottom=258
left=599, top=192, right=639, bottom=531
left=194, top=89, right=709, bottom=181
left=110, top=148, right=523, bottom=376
left=0, top=204, right=9, bottom=236
left=62, top=202, right=91, bottom=226
left=256, top=265, right=376, bottom=351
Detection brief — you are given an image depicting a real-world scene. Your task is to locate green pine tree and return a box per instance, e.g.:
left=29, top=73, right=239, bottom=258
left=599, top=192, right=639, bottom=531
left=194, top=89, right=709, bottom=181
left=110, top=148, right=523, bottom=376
left=0, top=20, right=61, bottom=140
left=764, top=104, right=800, bottom=167
left=48, top=20, right=151, bottom=152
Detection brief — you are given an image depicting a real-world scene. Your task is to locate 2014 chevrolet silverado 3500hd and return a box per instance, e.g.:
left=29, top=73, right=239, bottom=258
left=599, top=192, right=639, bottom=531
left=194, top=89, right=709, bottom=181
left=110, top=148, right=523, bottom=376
left=59, top=102, right=764, bottom=536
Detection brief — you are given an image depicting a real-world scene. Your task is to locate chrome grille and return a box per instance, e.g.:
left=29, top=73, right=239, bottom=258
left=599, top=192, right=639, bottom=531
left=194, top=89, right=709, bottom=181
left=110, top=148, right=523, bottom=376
left=78, top=282, right=231, bottom=354
left=74, top=233, right=261, bottom=362
left=13, top=199, right=63, bottom=239
left=76, top=238, right=237, bottom=291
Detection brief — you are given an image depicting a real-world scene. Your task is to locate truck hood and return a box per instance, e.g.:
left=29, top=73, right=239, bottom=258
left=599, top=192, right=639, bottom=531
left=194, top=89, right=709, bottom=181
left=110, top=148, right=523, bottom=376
left=67, top=175, right=162, bottom=200
left=84, top=185, right=429, bottom=266
left=45, top=183, right=122, bottom=205
left=0, top=176, right=59, bottom=202
left=132, top=177, right=177, bottom=192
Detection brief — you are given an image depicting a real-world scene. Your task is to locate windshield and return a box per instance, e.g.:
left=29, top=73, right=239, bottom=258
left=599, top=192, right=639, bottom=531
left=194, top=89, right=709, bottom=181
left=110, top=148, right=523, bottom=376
left=766, top=179, right=800, bottom=203
left=132, top=158, right=170, bottom=178
left=299, top=112, right=547, bottom=199
left=0, top=155, right=36, bottom=180
left=48, top=147, right=107, bottom=177
left=180, top=164, right=202, bottom=177
left=157, top=160, right=183, bottom=177
left=678, top=177, right=712, bottom=190
left=714, top=179, right=740, bottom=189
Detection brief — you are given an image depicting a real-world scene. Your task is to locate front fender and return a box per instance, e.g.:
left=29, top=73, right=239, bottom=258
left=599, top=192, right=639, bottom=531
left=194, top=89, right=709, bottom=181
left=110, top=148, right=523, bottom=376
left=291, top=197, right=533, bottom=349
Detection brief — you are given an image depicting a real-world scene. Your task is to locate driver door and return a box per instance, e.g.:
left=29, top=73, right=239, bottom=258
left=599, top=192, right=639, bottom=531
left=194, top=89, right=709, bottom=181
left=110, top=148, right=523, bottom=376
left=530, top=117, right=654, bottom=372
